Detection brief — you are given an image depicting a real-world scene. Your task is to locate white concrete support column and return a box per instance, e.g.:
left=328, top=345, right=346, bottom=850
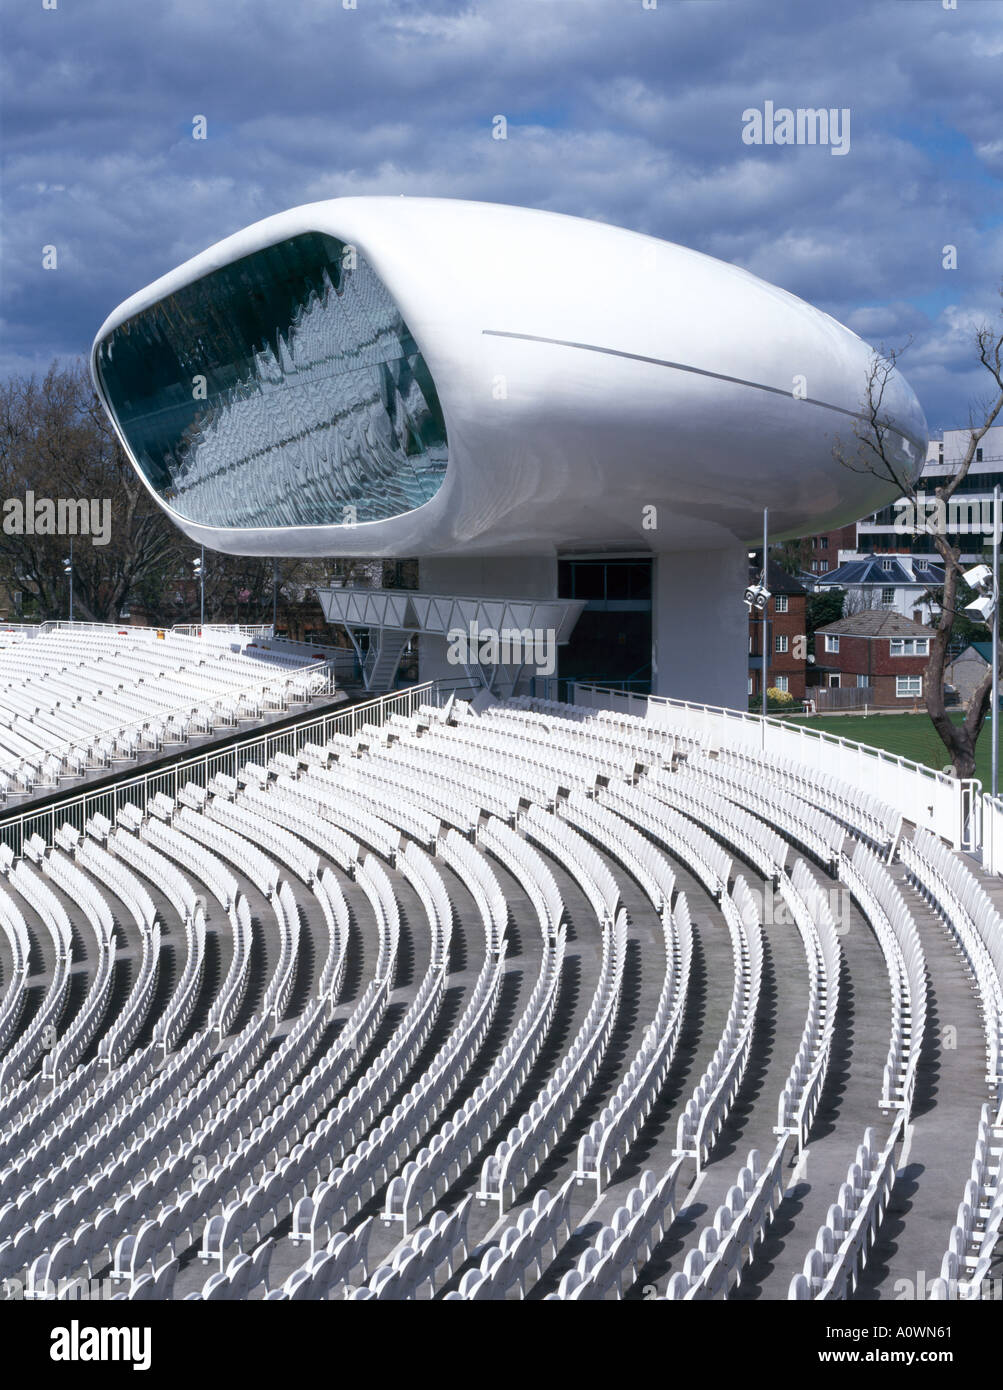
left=418, top=555, right=559, bottom=696
left=652, top=546, right=749, bottom=707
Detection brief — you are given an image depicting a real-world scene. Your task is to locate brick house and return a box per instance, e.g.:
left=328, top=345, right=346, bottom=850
left=749, top=561, right=807, bottom=701
left=813, top=610, right=932, bottom=708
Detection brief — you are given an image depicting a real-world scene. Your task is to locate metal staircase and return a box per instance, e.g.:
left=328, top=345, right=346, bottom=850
left=361, top=630, right=411, bottom=694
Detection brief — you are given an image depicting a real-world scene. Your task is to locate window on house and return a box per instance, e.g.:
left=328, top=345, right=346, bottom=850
left=774, top=675, right=789, bottom=692
left=890, top=638, right=930, bottom=656
left=897, top=675, right=922, bottom=697
left=775, top=594, right=788, bottom=613
left=820, top=537, right=828, bottom=549
left=977, top=448, right=983, bottom=463
left=881, top=558, right=895, bottom=570
left=824, top=635, right=840, bottom=653
left=775, top=634, right=788, bottom=653
left=748, top=676, right=753, bottom=695
left=828, top=674, right=841, bottom=688
left=882, top=587, right=895, bottom=604
left=857, top=674, right=869, bottom=688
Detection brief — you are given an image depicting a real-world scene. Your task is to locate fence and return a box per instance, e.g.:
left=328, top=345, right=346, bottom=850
left=983, top=793, right=1003, bottom=874
left=0, top=681, right=435, bottom=859
left=0, top=667, right=995, bottom=870
left=815, top=686, right=873, bottom=712
left=572, top=683, right=978, bottom=851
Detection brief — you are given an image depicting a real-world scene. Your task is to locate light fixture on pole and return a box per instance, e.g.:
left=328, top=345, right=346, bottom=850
left=63, top=539, right=74, bottom=623
left=192, top=548, right=205, bottom=628
left=963, top=502, right=1000, bottom=797
left=744, top=511, right=772, bottom=745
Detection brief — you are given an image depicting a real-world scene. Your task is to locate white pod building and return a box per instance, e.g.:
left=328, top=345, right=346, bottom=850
left=91, top=197, right=927, bottom=704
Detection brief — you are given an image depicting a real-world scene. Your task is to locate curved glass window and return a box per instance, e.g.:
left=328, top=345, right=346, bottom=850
left=95, top=232, right=448, bottom=528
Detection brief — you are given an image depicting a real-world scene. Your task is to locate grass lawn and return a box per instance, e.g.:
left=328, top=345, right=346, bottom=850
left=777, top=711, right=994, bottom=783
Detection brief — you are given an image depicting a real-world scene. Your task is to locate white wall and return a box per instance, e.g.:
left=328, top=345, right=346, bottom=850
left=652, top=546, right=749, bottom=707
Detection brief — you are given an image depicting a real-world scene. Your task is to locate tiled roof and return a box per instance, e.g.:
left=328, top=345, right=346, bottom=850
left=815, top=557, right=944, bottom=587
left=748, top=559, right=806, bottom=595
left=816, top=609, right=933, bottom=637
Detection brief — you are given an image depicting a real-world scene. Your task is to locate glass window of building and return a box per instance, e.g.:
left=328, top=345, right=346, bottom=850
left=95, top=231, right=448, bottom=529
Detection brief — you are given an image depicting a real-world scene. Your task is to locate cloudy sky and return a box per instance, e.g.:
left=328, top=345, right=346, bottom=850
left=2, top=0, right=1001, bottom=433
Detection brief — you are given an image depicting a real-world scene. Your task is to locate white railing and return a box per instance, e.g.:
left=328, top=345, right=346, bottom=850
left=982, top=793, right=1003, bottom=876
left=572, top=683, right=976, bottom=851
left=0, top=682, right=435, bottom=859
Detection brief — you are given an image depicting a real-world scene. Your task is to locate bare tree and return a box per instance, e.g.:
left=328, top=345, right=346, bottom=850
left=0, top=362, right=182, bottom=621
left=841, top=586, right=886, bottom=616
left=834, top=295, right=1003, bottom=777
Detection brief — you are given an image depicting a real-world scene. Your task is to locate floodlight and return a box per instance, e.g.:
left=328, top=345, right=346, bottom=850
left=964, top=594, right=994, bottom=622
left=963, top=564, right=992, bottom=594
left=744, top=584, right=771, bottom=612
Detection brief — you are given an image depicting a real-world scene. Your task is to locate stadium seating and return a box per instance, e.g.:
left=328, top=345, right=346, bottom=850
left=0, top=625, right=329, bottom=797
left=0, top=680, right=1000, bottom=1305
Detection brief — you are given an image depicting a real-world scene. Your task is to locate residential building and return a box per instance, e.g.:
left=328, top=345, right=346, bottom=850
left=813, top=610, right=933, bottom=708
left=812, top=554, right=944, bottom=623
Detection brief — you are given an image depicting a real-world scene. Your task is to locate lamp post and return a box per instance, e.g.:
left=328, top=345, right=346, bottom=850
left=63, top=539, right=74, bottom=622
left=761, top=506, right=769, bottom=748
left=962, top=511, right=1000, bottom=797
left=989, top=486, right=994, bottom=800
left=193, top=548, right=205, bottom=628
left=744, top=508, right=772, bottom=748
left=272, top=558, right=279, bottom=634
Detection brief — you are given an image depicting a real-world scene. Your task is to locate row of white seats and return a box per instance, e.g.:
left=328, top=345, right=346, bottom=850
left=139, top=812, right=238, bottom=913
left=415, top=722, right=564, bottom=807
left=227, top=777, right=360, bottom=873
left=369, top=739, right=519, bottom=822
left=575, top=899, right=692, bottom=1196
left=648, top=767, right=789, bottom=882
left=789, top=1115, right=903, bottom=1299
left=708, top=746, right=901, bottom=859
left=444, top=1180, right=576, bottom=1300
left=774, top=862, right=843, bottom=1151
left=674, top=879, right=763, bottom=1174
left=0, top=881, right=30, bottom=1055
left=560, top=787, right=676, bottom=913
left=153, top=907, right=206, bottom=1053
left=207, top=895, right=254, bottom=1041
left=843, top=842, right=927, bottom=1117
left=928, top=1103, right=1003, bottom=1299
left=0, top=861, right=73, bottom=1092
left=665, top=1140, right=788, bottom=1300
left=681, top=755, right=846, bottom=872
left=521, top=803, right=621, bottom=925
left=436, top=828, right=509, bottom=956
left=548, top=1163, right=683, bottom=1300
left=491, top=698, right=674, bottom=766
left=902, top=826, right=1003, bottom=1095
left=34, top=841, right=117, bottom=1081
left=382, top=910, right=566, bottom=1235
left=598, top=783, right=732, bottom=901
left=476, top=911, right=628, bottom=1215
left=478, top=818, right=564, bottom=936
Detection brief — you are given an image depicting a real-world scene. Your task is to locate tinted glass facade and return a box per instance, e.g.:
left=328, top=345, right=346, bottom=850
left=95, top=232, right=448, bottom=529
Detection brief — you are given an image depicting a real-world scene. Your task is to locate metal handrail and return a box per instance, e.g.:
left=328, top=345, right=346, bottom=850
left=0, top=681, right=435, bottom=858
